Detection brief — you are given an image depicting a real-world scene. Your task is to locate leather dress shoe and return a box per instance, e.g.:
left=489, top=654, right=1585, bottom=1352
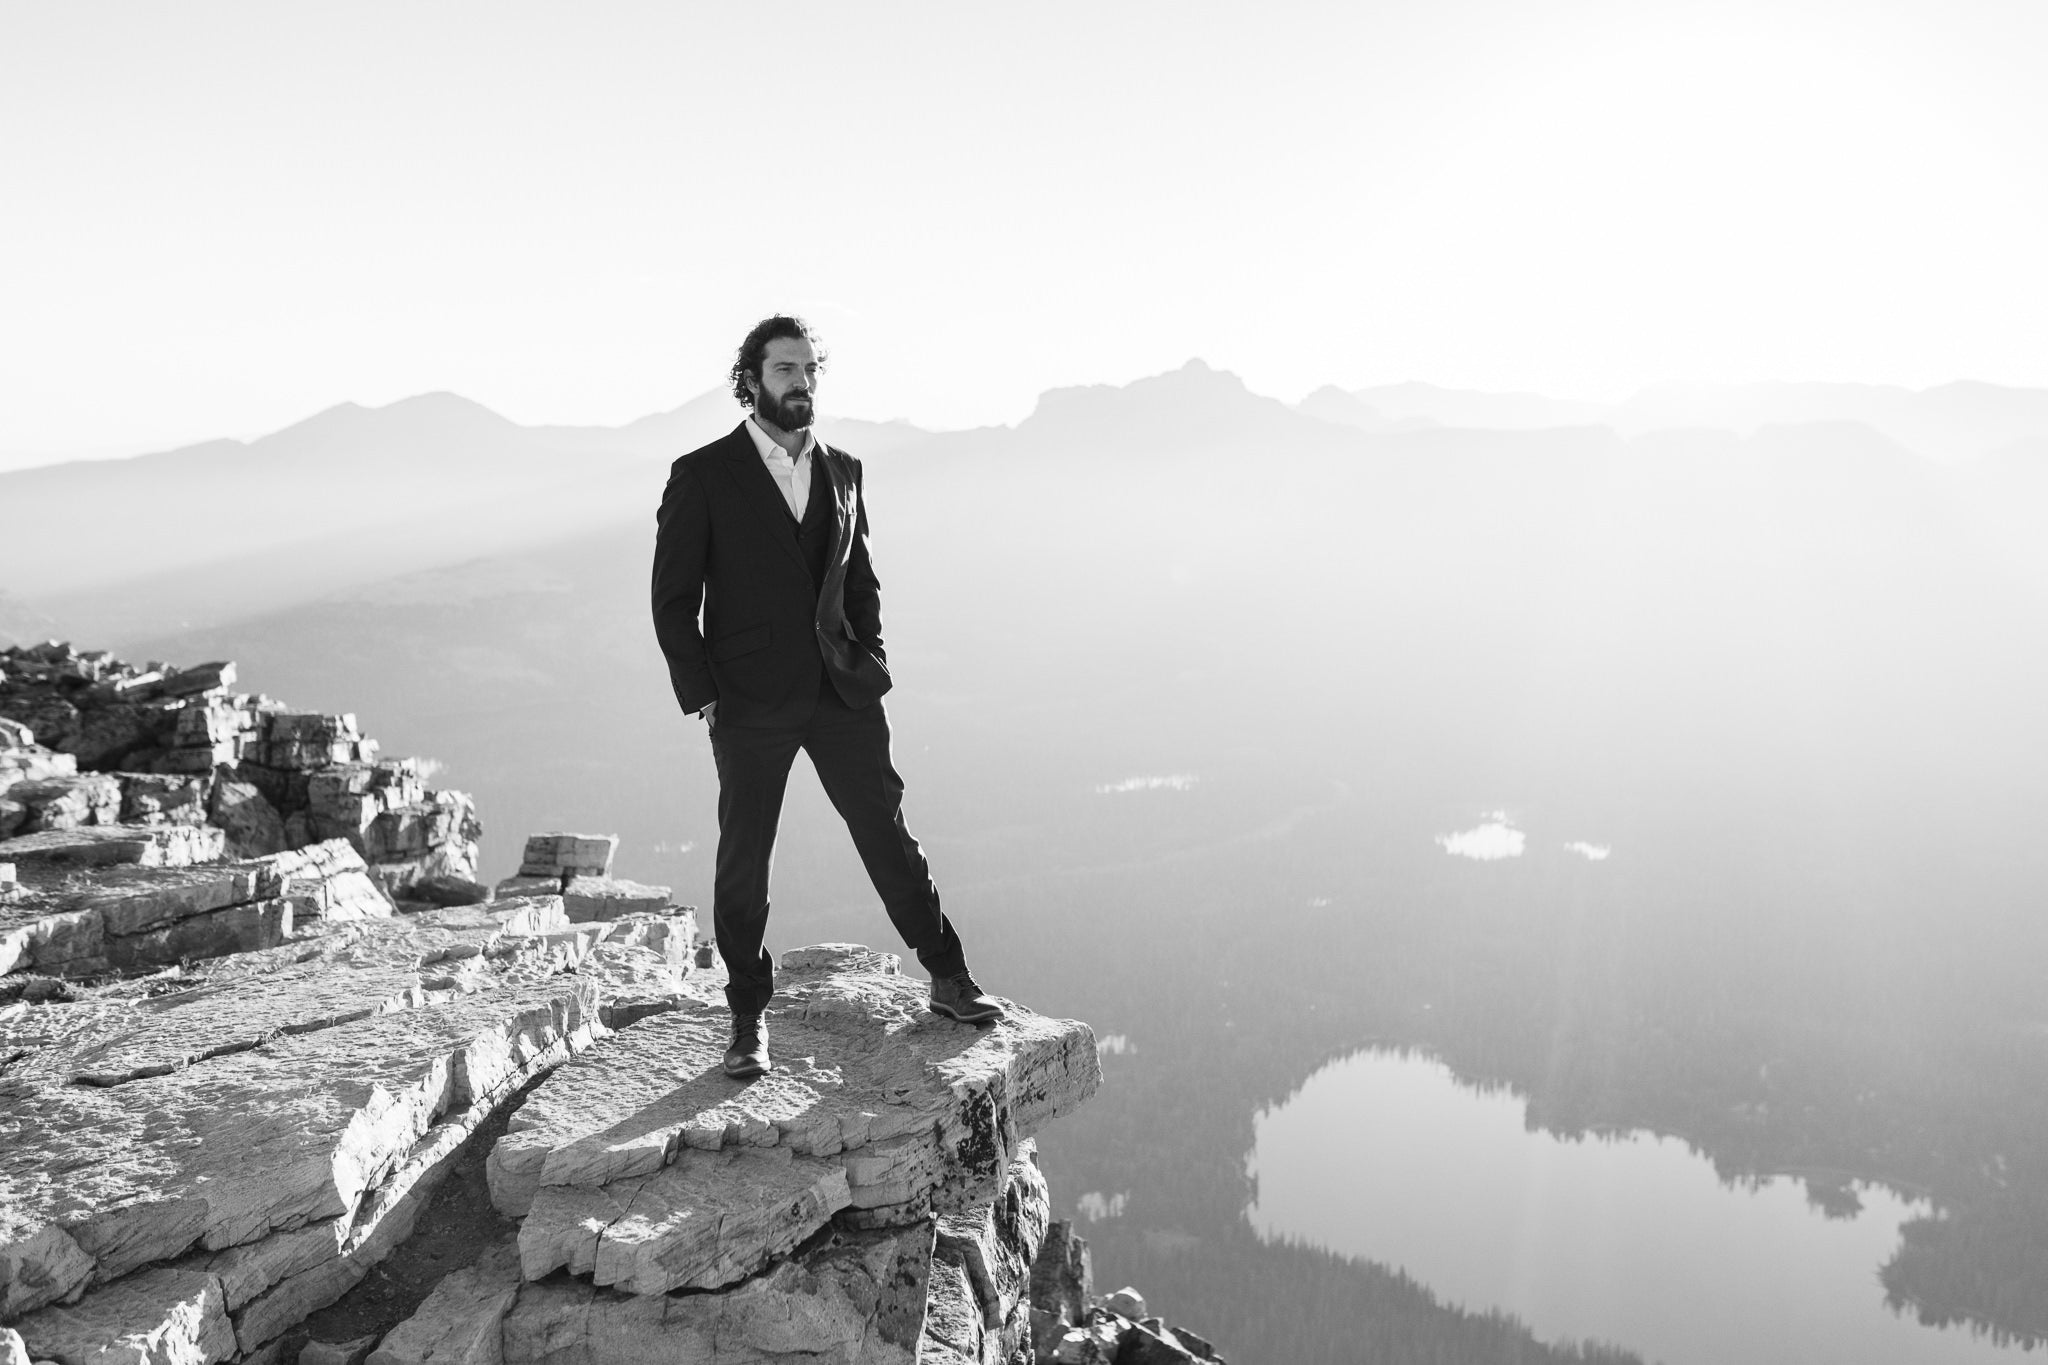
left=929, top=971, right=1005, bottom=1024
left=723, top=1011, right=770, bottom=1078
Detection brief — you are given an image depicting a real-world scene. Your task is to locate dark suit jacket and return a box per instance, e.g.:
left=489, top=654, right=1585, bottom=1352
left=651, top=422, right=893, bottom=728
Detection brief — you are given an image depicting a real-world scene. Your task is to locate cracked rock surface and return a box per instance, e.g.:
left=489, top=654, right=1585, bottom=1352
left=494, top=945, right=1099, bottom=1300
left=2, top=645, right=1112, bottom=1365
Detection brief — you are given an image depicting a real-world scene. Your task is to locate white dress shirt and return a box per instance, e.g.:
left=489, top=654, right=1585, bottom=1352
left=744, top=416, right=816, bottom=519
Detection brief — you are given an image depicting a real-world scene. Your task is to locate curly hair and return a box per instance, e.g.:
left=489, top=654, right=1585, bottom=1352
left=728, top=315, right=828, bottom=410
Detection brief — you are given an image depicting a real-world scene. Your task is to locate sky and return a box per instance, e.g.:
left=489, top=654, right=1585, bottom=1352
left=4, top=0, right=2047, bottom=466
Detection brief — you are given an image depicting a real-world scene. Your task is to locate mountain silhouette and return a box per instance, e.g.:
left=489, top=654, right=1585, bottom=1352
left=13, top=364, right=2048, bottom=649
left=0, top=390, right=943, bottom=642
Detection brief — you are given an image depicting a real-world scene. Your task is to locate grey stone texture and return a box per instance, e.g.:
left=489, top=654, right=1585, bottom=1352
left=559, top=876, right=670, bottom=924
left=516, top=834, right=616, bottom=882
left=0, top=644, right=1137, bottom=1365
left=0, top=643, right=480, bottom=902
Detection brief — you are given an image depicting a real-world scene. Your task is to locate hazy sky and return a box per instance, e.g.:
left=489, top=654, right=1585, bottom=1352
left=4, top=0, right=2046, bottom=462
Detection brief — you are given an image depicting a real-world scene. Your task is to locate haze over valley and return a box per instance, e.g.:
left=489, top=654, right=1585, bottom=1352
left=8, top=364, right=2047, bottom=1360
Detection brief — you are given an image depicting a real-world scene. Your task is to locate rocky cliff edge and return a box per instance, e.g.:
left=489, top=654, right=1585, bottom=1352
left=0, top=643, right=1112, bottom=1364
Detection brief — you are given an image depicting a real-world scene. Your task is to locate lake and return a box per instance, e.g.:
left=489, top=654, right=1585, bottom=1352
left=1250, top=1049, right=2026, bottom=1365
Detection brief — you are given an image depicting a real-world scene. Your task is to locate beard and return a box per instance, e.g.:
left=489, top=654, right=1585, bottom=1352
left=755, top=387, right=815, bottom=430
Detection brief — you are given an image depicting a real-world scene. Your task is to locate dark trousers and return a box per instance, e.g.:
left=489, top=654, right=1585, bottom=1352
left=709, top=685, right=966, bottom=1014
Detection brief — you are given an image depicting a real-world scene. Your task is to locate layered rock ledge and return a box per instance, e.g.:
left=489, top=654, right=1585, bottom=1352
left=356, top=945, right=1103, bottom=1365
left=2, top=935, right=1103, bottom=1364
left=1, top=642, right=480, bottom=901
left=1, top=642, right=1116, bottom=1363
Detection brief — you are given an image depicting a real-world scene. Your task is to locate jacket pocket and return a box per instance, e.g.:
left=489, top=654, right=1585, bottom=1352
left=710, top=623, right=771, bottom=662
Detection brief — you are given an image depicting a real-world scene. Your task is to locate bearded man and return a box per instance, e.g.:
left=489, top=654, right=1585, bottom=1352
left=650, top=314, right=1004, bottom=1078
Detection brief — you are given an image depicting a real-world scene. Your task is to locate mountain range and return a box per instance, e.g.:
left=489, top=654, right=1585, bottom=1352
left=4, top=364, right=2047, bottom=649
left=8, top=361, right=2048, bottom=1359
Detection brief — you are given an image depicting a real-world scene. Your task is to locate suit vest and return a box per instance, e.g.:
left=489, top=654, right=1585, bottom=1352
left=792, top=454, right=833, bottom=594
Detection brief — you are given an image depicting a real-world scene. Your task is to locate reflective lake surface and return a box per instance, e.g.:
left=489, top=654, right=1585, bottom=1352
left=1249, top=1050, right=2025, bottom=1365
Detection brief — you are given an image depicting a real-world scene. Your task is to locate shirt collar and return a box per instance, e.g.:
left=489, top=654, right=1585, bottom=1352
left=745, top=416, right=817, bottom=463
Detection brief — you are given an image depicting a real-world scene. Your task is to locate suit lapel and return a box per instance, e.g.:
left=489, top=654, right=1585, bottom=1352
left=816, top=445, right=850, bottom=548
left=715, top=424, right=810, bottom=579
left=814, top=442, right=856, bottom=624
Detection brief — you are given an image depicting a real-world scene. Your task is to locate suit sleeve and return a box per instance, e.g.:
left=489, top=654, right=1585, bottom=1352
left=651, top=462, right=717, bottom=712
left=844, top=459, right=886, bottom=665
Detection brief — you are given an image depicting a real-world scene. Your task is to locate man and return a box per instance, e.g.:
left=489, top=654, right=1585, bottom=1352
left=651, top=314, right=1004, bottom=1079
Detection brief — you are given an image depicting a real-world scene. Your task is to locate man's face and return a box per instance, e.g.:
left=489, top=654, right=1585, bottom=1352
left=749, top=336, right=819, bottom=431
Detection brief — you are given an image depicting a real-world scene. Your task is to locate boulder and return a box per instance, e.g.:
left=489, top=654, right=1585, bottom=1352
left=404, top=875, right=492, bottom=908
left=517, top=833, right=616, bottom=881
left=1103, top=1287, right=1146, bottom=1321
left=1115, top=1323, right=1209, bottom=1364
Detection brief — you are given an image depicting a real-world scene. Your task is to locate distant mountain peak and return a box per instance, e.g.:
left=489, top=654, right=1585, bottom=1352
left=1015, top=358, right=1331, bottom=452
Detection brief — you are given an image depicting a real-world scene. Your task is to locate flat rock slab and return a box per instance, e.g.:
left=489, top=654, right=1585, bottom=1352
left=0, top=824, right=225, bottom=870
left=2, top=895, right=601, bottom=1088
left=182, top=895, right=575, bottom=986
left=499, top=1221, right=935, bottom=1365
left=26, top=956, right=437, bottom=1086
left=0, top=842, right=396, bottom=980
left=0, top=976, right=596, bottom=1318
left=12, top=1265, right=237, bottom=1365
left=39, top=865, right=261, bottom=937
left=521, top=1146, right=851, bottom=1294
left=561, top=878, right=670, bottom=925
left=494, top=945, right=1098, bottom=1296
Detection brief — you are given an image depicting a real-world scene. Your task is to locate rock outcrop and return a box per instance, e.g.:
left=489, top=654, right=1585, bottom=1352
left=3, top=925, right=1102, bottom=1362
left=2, top=644, right=1113, bottom=1365
left=0, top=643, right=479, bottom=897
left=1019, top=1227, right=1229, bottom=1365
left=365, top=942, right=1098, bottom=1364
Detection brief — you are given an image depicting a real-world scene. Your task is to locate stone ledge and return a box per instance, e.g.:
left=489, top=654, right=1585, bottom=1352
left=490, top=945, right=1098, bottom=1302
